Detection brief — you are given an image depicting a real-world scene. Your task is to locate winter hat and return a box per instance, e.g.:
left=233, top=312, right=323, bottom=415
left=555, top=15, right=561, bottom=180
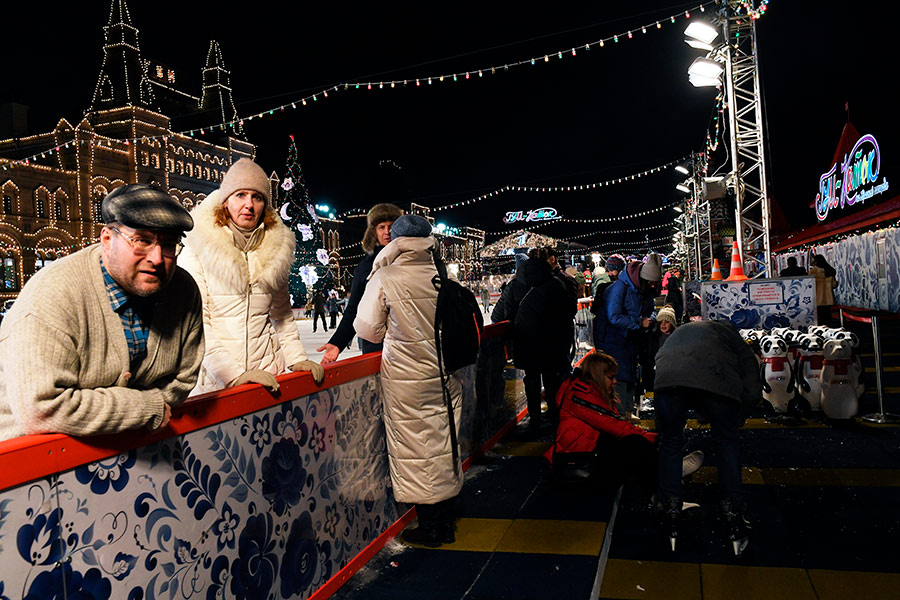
left=640, top=253, right=662, bottom=282
left=605, top=256, right=625, bottom=273
left=102, top=183, right=193, bottom=232
left=390, top=214, right=433, bottom=238
left=657, top=306, right=677, bottom=328
left=219, top=158, right=271, bottom=205
left=362, top=203, right=404, bottom=253
left=515, top=252, right=529, bottom=272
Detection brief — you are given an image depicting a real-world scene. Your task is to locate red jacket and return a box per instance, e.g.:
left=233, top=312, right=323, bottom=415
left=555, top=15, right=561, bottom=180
left=547, top=377, right=657, bottom=464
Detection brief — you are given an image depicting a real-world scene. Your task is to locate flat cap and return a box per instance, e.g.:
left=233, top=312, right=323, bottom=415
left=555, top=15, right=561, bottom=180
left=102, top=184, right=193, bottom=232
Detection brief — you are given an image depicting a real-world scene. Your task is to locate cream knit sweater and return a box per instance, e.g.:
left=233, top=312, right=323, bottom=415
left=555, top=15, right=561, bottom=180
left=0, top=245, right=204, bottom=442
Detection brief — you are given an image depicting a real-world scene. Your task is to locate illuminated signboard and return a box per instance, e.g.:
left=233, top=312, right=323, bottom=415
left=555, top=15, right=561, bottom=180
left=815, top=134, right=890, bottom=221
left=503, top=207, right=560, bottom=224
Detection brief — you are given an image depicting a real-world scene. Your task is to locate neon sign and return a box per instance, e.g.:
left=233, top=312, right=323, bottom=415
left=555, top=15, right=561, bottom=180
left=503, top=207, right=560, bottom=224
left=815, top=134, right=890, bottom=221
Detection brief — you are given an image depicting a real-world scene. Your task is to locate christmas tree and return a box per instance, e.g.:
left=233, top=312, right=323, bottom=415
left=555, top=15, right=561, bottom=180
left=279, top=135, right=332, bottom=307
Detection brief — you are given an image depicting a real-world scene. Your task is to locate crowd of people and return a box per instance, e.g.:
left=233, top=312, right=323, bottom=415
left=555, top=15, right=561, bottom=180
left=0, top=157, right=764, bottom=555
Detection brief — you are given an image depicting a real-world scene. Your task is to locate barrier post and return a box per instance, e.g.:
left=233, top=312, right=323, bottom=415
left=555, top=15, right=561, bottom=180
left=861, top=315, right=900, bottom=424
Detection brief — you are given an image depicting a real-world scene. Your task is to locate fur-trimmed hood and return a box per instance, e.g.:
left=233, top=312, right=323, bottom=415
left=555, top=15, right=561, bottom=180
left=182, top=189, right=296, bottom=293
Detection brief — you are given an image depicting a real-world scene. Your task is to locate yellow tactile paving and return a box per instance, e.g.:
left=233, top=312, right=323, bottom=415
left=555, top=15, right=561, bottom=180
left=495, top=518, right=606, bottom=556
left=599, top=559, right=701, bottom=600
left=491, top=441, right=552, bottom=457
left=807, top=568, right=900, bottom=600
left=701, top=563, right=817, bottom=600
left=691, top=466, right=900, bottom=487
left=439, top=517, right=513, bottom=552
left=640, top=417, right=900, bottom=430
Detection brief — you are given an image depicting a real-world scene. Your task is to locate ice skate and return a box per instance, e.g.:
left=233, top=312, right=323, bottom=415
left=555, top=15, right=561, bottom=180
left=681, top=450, right=704, bottom=478
left=722, top=500, right=751, bottom=556
left=654, top=496, right=681, bottom=551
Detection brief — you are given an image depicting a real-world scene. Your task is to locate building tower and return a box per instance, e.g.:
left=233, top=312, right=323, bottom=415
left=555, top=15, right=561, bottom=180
left=200, top=41, right=244, bottom=137
left=88, top=0, right=155, bottom=112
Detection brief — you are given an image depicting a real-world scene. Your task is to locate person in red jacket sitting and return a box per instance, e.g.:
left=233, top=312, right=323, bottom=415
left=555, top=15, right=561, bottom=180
left=546, top=352, right=703, bottom=495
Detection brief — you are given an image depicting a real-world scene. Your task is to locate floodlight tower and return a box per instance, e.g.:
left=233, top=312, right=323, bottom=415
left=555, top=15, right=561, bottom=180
left=685, top=1, right=772, bottom=278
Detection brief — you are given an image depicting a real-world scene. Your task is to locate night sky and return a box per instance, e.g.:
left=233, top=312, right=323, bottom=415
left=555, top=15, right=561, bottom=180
left=4, top=1, right=897, bottom=251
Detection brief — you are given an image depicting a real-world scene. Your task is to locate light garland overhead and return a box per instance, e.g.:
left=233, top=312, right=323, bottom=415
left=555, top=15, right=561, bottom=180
left=560, top=221, right=672, bottom=241
left=430, top=155, right=690, bottom=212
left=484, top=200, right=680, bottom=238
left=1, top=3, right=724, bottom=171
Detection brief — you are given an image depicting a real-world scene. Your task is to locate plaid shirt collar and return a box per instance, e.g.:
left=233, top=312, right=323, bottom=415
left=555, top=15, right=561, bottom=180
left=101, top=262, right=130, bottom=313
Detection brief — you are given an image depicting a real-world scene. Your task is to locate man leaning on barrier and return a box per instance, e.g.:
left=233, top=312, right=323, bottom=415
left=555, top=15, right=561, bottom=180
left=0, top=184, right=204, bottom=442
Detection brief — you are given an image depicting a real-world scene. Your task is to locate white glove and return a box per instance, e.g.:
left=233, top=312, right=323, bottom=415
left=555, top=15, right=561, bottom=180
left=231, top=369, right=279, bottom=392
left=291, top=360, right=325, bottom=384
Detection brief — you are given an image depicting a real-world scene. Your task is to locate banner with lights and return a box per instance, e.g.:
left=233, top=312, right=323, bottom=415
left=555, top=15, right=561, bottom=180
left=815, top=134, right=890, bottom=222
left=503, top=207, right=559, bottom=224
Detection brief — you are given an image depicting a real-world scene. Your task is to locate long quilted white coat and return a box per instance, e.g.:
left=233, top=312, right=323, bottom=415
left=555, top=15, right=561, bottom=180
left=354, top=236, right=463, bottom=504
left=179, top=191, right=309, bottom=394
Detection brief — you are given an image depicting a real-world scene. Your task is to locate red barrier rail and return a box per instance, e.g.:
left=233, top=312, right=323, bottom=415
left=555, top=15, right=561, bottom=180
left=0, top=322, right=510, bottom=493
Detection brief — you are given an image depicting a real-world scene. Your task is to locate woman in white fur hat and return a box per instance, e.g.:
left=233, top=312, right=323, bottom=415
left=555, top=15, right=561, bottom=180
left=179, top=158, right=324, bottom=394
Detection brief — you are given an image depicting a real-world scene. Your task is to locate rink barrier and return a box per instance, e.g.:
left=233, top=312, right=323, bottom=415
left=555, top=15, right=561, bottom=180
left=0, top=321, right=523, bottom=600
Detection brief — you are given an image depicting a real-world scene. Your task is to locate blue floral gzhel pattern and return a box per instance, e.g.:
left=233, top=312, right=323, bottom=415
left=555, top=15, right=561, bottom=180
left=702, top=278, right=815, bottom=329
left=0, top=367, right=513, bottom=599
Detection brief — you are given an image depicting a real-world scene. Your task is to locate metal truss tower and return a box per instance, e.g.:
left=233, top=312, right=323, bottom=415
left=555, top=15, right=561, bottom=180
left=722, top=2, right=771, bottom=278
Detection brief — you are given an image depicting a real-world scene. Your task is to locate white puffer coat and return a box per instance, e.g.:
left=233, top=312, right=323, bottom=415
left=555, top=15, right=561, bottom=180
left=354, top=236, right=463, bottom=504
left=179, top=191, right=309, bottom=394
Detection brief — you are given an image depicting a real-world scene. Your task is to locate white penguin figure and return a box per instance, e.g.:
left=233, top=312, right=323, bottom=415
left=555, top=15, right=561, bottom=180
left=820, top=339, right=859, bottom=419
left=759, top=335, right=794, bottom=413
left=831, top=330, right=864, bottom=396
left=795, top=333, right=825, bottom=412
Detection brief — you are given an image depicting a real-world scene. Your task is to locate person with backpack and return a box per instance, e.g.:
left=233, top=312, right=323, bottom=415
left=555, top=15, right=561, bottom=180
left=354, top=214, right=464, bottom=548
left=514, top=247, right=577, bottom=434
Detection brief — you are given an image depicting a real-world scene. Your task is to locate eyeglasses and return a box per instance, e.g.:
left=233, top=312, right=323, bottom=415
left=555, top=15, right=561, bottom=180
left=110, top=227, right=183, bottom=258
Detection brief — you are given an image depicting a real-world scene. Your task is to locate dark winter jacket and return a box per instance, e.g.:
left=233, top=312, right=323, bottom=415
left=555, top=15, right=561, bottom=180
left=595, top=261, right=646, bottom=382
left=547, top=374, right=657, bottom=464
left=554, top=267, right=580, bottom=301
left=654, top=320, right=762, bottom=417
left=665, top=275, right=683, bottom=321
left=313, top=292, right=326, bottom=314
left=513, top=259, right=577, bottom=371
left=327, top=249, right=383, bottom=353
left=491, top=267, right=529, bottom=325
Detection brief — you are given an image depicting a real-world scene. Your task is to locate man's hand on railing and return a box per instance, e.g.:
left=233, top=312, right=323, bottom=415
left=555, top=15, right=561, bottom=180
left=153, top=402, right=172, bottom=431
left=291, top=360, right=325, bottom=384
left=231, top=370, right=280, bottom=392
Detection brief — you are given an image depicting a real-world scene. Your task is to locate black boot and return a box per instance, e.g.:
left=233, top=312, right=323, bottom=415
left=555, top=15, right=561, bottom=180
left=721, top=499, right=751, bottom=556
left=401, top=525, right=442, bottom=548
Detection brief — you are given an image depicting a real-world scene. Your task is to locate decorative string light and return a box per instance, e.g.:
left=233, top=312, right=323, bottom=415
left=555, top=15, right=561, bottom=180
left=2, top=3, right=726, bottom=171
left=560, top=221, right=672, bottom=241
left=431, top=156, right=690, bottom=213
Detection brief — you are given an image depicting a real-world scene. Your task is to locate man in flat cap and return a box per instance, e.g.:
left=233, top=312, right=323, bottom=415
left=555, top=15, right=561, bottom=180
left=0, top=184, right=204, bottom=441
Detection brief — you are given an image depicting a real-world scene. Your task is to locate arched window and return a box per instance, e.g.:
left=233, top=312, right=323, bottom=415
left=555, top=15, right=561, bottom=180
left=2, top=195, right=11, bottom=214
left=92, top=200, right=102, bottom=222
left=54, top=201, right=63, bottom=220
left=35, top=198, right=45, bottom=218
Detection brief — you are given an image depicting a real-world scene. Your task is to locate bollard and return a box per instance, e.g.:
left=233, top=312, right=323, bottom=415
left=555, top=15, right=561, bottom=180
left=861, top=315, right=900, bottom=424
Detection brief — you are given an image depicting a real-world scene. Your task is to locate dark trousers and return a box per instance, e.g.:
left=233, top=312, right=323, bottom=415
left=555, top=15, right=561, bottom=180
left=524, top=368, right=566, bottom=425
left=415, top=497, right=456, bottom=531
left=655, top=387, right=743, bottom=505
left=329, top=312, right=339, bottom=328
left=313, top=311, right=328, bottom=332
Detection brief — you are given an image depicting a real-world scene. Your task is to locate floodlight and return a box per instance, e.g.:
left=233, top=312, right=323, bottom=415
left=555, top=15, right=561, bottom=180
left=676, top=183, right=691, bottom=194
left=673, top=204, right=684, bottom=213
left=688, top=57, right=723, bottom=79
left=689, top=74, right=722, bottom=88
left=685, top=21, right=718, bottom=45
left=675, top=165, right=690, bottom=175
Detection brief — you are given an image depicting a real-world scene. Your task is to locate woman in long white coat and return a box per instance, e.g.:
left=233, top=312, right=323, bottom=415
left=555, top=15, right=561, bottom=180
left=354, top=214, right=463, bottom=547
left=179, top=158, right=323, bottom=395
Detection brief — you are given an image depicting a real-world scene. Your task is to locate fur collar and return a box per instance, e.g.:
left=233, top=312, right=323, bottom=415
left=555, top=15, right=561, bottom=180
left=369, top=236, right=435, bottom=279
left=183, top=190, right=296, bottom=292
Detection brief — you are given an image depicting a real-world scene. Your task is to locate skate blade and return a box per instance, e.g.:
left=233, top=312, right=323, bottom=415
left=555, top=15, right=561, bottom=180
left=732, top=537, right=749, bottom=556
left=669, top=536, right=677, bottom=552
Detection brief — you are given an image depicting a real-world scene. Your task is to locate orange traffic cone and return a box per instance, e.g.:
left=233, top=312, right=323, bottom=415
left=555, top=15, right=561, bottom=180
left=725, top=241, right=748, bottom=281
left=710, top=259, right=723, bottom=280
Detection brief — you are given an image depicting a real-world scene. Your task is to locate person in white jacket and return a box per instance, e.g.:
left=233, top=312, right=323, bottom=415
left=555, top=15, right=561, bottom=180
left=179, top=158, right=324, bottom=395
left=354, top=214, right=463, bottom=548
